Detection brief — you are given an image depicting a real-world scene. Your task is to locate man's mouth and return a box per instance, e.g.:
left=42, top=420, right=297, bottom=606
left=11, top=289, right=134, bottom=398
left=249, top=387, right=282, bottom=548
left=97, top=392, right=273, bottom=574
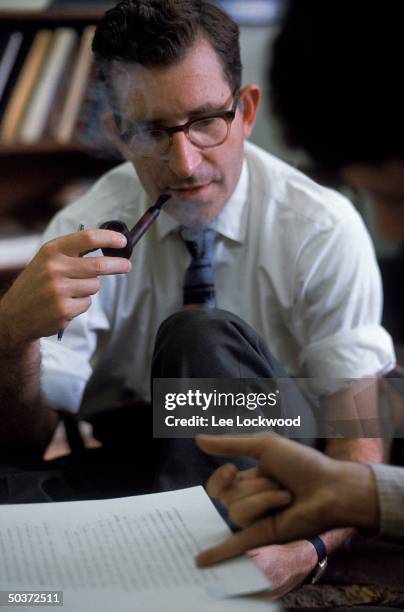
left=169, top=183, right=210, bottom=191
left=168, top=183, right=212, bottom=198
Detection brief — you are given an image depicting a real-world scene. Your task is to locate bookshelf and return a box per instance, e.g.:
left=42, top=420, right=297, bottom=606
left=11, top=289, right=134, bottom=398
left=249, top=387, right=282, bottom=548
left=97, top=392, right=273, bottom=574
left=0, top=8, right=119, bottom=291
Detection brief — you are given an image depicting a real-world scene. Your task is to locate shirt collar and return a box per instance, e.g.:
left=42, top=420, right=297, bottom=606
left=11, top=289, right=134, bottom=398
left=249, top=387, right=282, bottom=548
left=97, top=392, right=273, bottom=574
left=155, top=158, right=249, bottom=243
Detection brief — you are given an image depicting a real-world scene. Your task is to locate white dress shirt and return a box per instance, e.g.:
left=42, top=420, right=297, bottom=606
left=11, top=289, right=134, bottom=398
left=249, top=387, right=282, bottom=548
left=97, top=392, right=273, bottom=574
left=39, top=141, right=395, bottom=416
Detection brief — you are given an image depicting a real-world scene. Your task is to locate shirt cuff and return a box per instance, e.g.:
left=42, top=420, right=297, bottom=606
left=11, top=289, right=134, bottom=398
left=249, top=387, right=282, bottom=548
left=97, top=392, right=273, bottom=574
left=369, top=464, right=404, bottom=539
left=40, top=338, right=92, bottom=413
left=300, top=324, right=396, bottom=396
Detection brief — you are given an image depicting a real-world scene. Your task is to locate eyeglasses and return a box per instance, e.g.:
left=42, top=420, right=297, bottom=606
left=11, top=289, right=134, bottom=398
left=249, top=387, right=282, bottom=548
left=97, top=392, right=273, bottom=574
left=119, top=89, right=240, bottom=159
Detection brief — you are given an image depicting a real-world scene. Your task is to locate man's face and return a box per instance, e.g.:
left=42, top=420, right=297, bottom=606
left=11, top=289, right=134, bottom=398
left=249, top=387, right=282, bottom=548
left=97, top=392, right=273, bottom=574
left=343, top=160, right=404, bottom=239
left=110, top=37, right=259, bottom=227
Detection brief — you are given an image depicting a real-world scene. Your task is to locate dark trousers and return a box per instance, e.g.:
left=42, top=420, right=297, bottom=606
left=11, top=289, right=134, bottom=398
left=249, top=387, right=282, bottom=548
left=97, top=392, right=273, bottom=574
left=0, top=309, right=312, bottom=505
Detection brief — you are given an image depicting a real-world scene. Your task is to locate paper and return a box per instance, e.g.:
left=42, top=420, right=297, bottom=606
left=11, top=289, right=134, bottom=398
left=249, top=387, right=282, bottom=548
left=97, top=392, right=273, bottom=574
left=0, top=486, right=273, bottom=611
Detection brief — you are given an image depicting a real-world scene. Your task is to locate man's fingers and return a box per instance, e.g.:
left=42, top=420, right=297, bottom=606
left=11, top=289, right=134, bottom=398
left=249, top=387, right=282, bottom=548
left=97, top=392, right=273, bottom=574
left=206, top=463, right=238, bottom=497
left=196, top=435, right=268, bottom=460
left=218, top=477, right=281, bottom=508
left=62, top=278, right=101, bottom=298
left=63, top=255, right=131, bottom=278
left=235, top=467, right=259, bottom=481
left=195, top=517, right=281, bottom=567
left=57, top=297, right=93, bottom=328
left=54, top=229, right=128, bottom=257
left=228, top=490, right=292, bottom=527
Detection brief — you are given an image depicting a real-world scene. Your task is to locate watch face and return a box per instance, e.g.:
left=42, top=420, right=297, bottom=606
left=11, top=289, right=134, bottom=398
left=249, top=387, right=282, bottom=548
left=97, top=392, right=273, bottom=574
left=310, top=559, right=328, bottom=584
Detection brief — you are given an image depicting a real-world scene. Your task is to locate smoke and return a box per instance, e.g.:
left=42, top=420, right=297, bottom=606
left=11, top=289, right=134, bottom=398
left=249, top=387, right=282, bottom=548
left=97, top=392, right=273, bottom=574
left=75, top=72, right=121, bottom=161
left=76, top=60, right=159, bottom=161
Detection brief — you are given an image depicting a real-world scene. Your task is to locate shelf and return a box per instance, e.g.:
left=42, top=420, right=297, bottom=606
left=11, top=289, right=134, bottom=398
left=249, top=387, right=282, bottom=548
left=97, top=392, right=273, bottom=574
left=0, top=140, right=112, bottom=156
left=0, top=10, right=103, bottom=25
left=0, top=8, right=112, bottom=220
left=0, top=147, right=118, bottom=216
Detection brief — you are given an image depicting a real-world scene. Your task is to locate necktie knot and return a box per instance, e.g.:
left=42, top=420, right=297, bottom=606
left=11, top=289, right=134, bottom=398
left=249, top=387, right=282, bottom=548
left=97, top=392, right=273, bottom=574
left=180, top=227, right=216, bottom=308
left=180, top=227, right=215, bottom=258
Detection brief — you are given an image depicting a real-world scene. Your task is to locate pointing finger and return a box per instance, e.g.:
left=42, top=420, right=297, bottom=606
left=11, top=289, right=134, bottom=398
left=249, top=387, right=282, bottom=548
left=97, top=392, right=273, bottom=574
left=195, top=516, right=282, bottom=567
left=196, top=435, right=268, bottom=460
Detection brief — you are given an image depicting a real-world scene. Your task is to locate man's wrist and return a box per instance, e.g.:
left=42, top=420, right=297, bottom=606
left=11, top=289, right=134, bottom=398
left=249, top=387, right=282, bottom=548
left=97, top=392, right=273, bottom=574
left=305, top=537, right=328, bottom=584
left=0, top=301, right=30, bottom=355
left=0, top=301, right=16, bottom=351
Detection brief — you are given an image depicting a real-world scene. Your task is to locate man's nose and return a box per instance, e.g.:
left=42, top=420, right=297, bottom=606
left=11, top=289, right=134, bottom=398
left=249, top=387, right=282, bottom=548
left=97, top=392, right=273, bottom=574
left=167, top=132, right=202, bottom=178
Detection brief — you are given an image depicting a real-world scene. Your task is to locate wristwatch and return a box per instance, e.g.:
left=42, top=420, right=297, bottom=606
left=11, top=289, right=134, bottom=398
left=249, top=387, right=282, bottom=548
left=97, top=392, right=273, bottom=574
left=306, top=537, right=328, bottom=584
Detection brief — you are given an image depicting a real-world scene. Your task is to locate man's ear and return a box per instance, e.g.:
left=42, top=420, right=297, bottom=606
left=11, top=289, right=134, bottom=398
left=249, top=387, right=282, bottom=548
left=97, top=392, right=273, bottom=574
left=101, top=112, right=127, bottom=156
left=239, top=84, right=261, bottom=139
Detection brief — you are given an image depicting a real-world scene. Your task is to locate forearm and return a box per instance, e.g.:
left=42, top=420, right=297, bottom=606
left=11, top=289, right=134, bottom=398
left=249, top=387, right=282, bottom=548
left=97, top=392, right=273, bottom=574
left=326, top=436, right=384, bottom=463
left=316, top=527, right=354, bottom=558
left=0, top=229, right=129, bottom=458
left=0, top=321, right=58, bottom=458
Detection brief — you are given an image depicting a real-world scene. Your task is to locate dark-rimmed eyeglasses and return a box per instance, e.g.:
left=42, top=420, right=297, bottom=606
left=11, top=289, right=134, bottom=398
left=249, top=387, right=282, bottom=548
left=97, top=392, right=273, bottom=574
left=119, top=89, right=240, bottom=159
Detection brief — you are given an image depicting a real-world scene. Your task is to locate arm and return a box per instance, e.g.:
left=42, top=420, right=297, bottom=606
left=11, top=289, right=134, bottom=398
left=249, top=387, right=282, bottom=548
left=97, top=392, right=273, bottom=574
left=0, top=229, right=131, bottom=458
left=0, top=331, right=58, bottom=459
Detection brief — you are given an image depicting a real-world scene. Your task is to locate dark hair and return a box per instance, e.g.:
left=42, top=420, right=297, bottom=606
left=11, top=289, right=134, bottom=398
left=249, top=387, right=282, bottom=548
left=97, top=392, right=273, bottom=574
left=92, top=0, right=241, bottom=99
left=269, top=0, right=404, bottom=175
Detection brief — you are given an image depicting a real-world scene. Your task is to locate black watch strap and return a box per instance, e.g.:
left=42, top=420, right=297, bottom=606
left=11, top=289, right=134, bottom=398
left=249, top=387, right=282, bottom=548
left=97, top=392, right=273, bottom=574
left=306, top=537, right=328, bottom=584
left=309, top=536, right=327, bottom=562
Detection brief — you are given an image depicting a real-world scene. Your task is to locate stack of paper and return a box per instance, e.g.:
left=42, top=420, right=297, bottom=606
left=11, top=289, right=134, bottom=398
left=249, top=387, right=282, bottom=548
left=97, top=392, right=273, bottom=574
left=0, top=486, right=277, bottom=612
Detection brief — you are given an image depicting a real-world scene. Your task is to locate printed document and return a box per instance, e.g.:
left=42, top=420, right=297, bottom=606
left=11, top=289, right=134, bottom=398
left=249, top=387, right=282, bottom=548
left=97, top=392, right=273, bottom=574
left=0, top=486, right=275, bottom=611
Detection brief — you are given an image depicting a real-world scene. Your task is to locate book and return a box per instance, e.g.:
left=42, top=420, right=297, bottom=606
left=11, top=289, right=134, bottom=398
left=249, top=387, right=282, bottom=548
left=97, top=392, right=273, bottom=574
left=0, top=30, right=12, bottom=62
left=0, top=31, right=23, bottom=104
left=0, top=30, right=53, bottom=144
left=0, top=31, right=35, bottom=121
left=41, top=30, right=79, bottom=140
left=19, top=27, right=78, bottom=143
left=55, top=25, right=95, bottom=144
left=0, top=486, right=275, bottom=612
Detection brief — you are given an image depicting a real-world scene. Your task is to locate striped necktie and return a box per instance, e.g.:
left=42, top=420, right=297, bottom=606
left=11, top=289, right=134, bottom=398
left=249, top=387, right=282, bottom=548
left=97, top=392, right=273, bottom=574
left=180, top=227, right=216, bottom=308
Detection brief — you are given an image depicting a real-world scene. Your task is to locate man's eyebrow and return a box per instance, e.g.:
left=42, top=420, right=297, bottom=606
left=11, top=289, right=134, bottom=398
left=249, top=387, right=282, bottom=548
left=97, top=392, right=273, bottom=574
left=187, top=100, right=229, bottom=117
left=128, top=100, right=230, bottom=128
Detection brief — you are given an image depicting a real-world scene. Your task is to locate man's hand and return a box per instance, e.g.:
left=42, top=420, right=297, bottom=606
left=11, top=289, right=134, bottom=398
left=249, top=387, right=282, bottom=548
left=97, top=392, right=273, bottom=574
left=248, top=540, right=317, bottom=599
left=195, top=435, right=379, bottom=570
left=0, top=229, right=131, bottom=348
left=205, top=462, right=292, bottom=527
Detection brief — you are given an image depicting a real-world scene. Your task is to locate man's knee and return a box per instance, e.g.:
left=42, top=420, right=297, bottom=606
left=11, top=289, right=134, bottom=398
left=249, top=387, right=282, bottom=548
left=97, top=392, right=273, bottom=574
left=152, top=308, right=284, bottom=378
left=156, top=309, right=223, bottom=355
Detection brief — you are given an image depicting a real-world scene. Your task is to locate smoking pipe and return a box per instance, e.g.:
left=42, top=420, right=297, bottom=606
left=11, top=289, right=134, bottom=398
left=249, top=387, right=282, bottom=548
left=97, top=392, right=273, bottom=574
left=100, top=193, right=171, bottom=258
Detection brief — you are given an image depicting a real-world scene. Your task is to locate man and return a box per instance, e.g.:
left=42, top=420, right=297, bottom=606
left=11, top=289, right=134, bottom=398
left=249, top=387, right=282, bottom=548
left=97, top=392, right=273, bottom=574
left=0, top=0, right=395, bottom=596
left=195, top=0, right=404, bottom=571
